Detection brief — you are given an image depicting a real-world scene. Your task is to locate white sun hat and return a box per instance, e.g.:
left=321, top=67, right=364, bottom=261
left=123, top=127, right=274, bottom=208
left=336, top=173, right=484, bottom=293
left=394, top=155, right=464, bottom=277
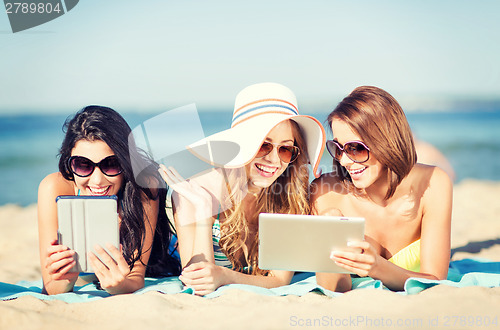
left=187, top=82, right=326, bottom=177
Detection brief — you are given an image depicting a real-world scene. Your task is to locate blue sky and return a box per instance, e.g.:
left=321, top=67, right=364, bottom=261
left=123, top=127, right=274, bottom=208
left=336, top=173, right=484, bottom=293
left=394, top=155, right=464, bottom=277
left=1, top=0, right=499, bottom=114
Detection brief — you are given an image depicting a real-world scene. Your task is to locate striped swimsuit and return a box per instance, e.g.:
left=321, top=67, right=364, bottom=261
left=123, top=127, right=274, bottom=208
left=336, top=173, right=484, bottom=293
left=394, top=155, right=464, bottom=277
left=212, top=217, right=233, bottom=268
left=212, top=216, right=252, bottom=273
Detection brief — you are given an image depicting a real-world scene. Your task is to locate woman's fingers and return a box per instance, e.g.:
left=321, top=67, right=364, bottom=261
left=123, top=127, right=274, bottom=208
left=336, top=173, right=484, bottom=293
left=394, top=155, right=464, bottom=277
left=331, top=250, right=373, bottom=262
left=179, top=275, right=215, bottom=296
left=47, top=248, right=75, bottom=261
left=332, top=253, right=372, bottom=269
left=46, top=244, right=72, bottom=255
left=158, top=165, right=186, bottom=188
left=158, top=164, right=175, bottom=185
left=88, top=251, right=109, bottom=275
left=92, top=245, right=120, bottom=272
left=182, top=261, right=206, bottom=272
left=106, top=243, right=130, bottom=274
left=46, top=248, right=75, bottom=272
left=180, top=280, right=213, bottom=296
left=167, top=166, right=185, bottom=182
left=46, top=255, right=75, bottom=274
left=346, top=240, right=371, bottom=252
left=330, top=240, right=377, bottom=277
left=179, top=272, right=209, bottom=284
left=52, top=261, right=78, bottom=280
left=332, top=258, right=370, bottom=276
left=159, top=165, right=206, bottom=198
left=89, top=244, right=130, bottom=292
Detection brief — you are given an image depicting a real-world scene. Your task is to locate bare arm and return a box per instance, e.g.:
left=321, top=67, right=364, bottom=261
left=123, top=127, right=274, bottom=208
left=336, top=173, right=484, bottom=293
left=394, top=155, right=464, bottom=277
left=310, top=177, right=352, bottom=292
left=372, top=167, right=452, bottom=289
left=332, top=167, right=453, bottom=291
left=172, top=190, right=215, bottom=267
left=419, top=166, right=453, bottom=279
left=38, top=173, right=79, bottom=295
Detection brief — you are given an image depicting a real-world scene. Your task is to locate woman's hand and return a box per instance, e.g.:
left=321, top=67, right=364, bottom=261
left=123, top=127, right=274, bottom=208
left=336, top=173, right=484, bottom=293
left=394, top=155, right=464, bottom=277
left=179, top=261, right=229, bottom=296
left=329, top=240, right=381, bottom=278
left=158, top=164, right=214, bottom=225
left=88, top=243, right=131, bottom=294
left=44, top=239, right=79, bottom=282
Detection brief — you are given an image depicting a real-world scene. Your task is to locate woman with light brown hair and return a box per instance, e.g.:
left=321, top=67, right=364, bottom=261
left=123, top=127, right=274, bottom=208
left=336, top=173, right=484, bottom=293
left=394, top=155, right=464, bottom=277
left=159, top=82, right=326, bottom=295
left=312, top=86, right=452, bottom=292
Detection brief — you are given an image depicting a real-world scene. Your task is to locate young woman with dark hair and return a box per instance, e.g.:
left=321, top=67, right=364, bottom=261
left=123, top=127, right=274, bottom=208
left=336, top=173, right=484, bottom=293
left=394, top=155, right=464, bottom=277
left=38, top=105, right=180, bottom=295
left=311, top=86, right=452, bottom=292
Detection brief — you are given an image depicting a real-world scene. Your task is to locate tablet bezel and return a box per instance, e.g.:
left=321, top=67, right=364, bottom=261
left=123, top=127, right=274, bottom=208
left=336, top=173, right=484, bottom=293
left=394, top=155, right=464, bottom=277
left=258, top=213, right=365, bottom=273
left=56, top=195, right=119, bottom=273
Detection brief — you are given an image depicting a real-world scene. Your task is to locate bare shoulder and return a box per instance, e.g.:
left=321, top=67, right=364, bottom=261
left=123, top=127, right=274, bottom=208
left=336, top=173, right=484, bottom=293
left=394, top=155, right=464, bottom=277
left=407, top=164, right=452, bottom=198
left=427, top=165, right=453, bottom=197
left=38, top=172, right=74, bottom=195
left=411, top=163, right=451, bottom=185
left=37, top=173, right=74, bottom=227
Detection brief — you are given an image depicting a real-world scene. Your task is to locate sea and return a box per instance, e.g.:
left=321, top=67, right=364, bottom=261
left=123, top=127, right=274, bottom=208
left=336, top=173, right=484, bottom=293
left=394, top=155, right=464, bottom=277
left=1, top=109, right=499, bottom=206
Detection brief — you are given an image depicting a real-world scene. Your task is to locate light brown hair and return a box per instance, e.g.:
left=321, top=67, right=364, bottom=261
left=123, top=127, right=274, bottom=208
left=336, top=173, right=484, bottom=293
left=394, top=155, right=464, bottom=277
left=327, top=86, right=417, bottom=199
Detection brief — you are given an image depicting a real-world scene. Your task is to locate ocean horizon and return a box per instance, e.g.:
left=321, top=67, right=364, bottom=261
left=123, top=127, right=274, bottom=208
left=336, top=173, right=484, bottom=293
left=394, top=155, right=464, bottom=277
left=1, top=108, right=499, bottom=206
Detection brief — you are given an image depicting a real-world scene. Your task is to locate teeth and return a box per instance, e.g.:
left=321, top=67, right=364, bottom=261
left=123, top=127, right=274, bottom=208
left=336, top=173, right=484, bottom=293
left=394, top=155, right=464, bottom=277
left=349, top=167, right=366, bottom=175
left=256, top=164, right=276, bottom=174
left=89, top=186, right=109, bottom=194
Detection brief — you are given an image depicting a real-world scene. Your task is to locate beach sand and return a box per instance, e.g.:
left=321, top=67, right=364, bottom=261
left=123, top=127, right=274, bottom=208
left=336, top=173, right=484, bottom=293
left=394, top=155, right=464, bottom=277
left=1, top=179, right=499, bottom=329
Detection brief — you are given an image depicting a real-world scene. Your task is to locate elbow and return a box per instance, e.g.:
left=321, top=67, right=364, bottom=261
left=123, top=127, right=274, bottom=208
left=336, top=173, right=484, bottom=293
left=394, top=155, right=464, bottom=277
left=316, top=273, right=352, bottom=293
left=436, top=271, right=448, bottom=281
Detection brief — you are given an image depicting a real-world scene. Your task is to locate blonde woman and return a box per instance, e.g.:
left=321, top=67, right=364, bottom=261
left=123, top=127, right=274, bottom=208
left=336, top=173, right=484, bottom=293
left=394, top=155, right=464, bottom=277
left=311, top=86, right=452, bottom=292
left=160, top=83, right=325, bottom=295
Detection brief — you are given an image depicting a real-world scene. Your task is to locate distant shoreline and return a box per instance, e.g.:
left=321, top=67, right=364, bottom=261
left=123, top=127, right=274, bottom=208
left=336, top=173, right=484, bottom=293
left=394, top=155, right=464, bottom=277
left=2, top=178, right=499, bottom=209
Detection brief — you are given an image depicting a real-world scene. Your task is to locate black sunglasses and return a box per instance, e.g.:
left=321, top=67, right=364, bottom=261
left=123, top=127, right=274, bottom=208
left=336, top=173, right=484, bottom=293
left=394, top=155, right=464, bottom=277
left=326, top=140, right=370, bottom=163
left=69, top=155, right=122, bottom=177
left=256, top=142, right=300, bottom=163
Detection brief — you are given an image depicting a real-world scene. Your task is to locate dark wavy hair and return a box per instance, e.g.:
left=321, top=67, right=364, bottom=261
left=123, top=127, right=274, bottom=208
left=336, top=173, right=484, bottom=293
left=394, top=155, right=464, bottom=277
left=58, top=105, right=181, bottom=276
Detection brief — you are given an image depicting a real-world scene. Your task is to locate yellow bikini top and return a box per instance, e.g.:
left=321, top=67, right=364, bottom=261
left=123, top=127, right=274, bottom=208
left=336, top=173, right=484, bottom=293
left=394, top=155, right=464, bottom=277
left=388, top=239, right=421, bottom=272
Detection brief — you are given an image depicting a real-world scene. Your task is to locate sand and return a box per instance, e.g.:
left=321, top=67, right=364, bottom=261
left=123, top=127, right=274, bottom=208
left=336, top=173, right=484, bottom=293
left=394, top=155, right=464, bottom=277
left=1, top=179, right=499, bottom=329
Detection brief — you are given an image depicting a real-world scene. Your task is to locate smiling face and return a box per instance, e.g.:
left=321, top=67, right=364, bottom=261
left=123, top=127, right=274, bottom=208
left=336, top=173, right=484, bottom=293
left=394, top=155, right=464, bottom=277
left=245, top=120, right=295, bottom=192
left=330, top=118, right=386, bottom=190
left=70, top=139, right=124, bottom=196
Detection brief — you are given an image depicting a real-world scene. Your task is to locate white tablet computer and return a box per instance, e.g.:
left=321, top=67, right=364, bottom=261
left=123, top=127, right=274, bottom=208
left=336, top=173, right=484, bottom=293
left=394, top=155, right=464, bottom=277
left=56, top=195, right=119, bottom=273
left=258, top=213, right=365, bottom=273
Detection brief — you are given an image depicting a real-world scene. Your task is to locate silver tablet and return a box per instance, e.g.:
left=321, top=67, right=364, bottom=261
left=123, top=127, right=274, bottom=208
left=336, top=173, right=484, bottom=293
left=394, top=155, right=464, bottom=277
left=56, top=195, right=119, bottom=273
left=258, top=213, right=365, bottom=273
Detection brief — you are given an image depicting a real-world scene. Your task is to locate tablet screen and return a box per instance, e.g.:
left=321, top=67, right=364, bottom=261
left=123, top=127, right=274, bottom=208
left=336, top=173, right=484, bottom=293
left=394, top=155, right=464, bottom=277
left=258, top=213, right=365, bottom=273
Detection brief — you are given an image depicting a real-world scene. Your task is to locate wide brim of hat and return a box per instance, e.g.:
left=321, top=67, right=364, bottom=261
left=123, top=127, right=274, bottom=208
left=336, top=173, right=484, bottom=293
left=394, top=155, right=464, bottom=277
left=186, top=113, right=325, bottom=177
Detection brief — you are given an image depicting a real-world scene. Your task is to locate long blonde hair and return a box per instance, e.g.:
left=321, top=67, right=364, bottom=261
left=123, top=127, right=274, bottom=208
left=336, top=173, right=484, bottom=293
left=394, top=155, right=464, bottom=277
left=219, top=120, right=310, bottom=275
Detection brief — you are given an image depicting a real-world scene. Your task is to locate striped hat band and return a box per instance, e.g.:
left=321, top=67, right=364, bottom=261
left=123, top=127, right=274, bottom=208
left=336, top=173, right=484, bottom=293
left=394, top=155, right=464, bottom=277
left=231, top=98, right=299, bottom=128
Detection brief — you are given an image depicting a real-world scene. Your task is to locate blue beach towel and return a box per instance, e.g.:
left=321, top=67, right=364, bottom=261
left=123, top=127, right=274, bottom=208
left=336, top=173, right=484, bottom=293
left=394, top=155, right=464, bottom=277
left=1, top=259, right=499, bottom=302
left=0, top=277, right=192, bottom=303
left=205, top=258, right=500, bottom=298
